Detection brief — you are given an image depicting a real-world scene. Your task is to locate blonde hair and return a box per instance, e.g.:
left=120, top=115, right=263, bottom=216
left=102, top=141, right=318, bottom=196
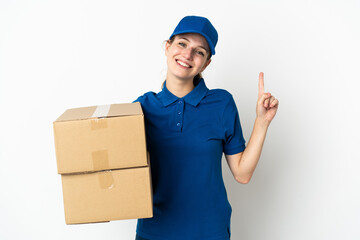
left=161, top=36, right=211, bottom=89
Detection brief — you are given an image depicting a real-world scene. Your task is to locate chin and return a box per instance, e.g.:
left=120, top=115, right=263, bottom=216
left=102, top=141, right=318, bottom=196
left=175, top=76, right=195, bottom=82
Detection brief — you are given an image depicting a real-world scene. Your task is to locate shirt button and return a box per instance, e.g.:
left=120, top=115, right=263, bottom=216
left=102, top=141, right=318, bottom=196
left=177, top=122, right=181, bottom=126
left=178, top=101, right=182, bottom=104
left=178, top=111, right=181, bottom=114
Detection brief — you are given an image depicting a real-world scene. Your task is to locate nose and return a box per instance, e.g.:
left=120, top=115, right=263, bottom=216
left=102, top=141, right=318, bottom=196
left=182, top=47, right=193, bottom=60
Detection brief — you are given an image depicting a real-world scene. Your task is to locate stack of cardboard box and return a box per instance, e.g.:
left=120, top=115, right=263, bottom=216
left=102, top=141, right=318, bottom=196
left=53, top=102, right=153, bottom=224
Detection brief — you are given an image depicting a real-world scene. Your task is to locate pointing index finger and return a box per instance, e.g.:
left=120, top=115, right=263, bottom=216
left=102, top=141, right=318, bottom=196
left=258, top=72, right=264, bottom=98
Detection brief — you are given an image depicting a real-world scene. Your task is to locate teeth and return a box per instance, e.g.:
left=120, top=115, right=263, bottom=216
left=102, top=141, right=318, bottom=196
left=177, top=60, right=190, bottom=68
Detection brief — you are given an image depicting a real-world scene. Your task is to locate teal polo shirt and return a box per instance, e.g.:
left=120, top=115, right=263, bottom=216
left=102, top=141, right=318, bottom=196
left=133, top=78, right=246, bottom=240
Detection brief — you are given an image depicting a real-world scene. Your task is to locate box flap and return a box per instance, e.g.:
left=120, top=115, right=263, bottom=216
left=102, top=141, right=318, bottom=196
left=55, top=102, right=143, bottom=122
left=107, top=102, right=143, bottom=118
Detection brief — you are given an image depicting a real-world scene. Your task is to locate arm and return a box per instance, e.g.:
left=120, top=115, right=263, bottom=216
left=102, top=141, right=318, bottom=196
left=225, top=72, right=279, bottom=184
left=225, top=118, right=268, bottom=184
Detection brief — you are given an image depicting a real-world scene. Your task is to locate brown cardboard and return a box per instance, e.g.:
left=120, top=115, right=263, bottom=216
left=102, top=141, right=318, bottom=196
left=54, top=102, right=153, bottom=224
left=61, top=155, right=153, bottom=224
left=53, top=102, right=147, bottom=174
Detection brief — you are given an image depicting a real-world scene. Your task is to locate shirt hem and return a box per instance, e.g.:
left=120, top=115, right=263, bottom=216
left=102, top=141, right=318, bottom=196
left=136, top=230, right=230, bottom=240
left=224, top=144, right=246, bottom=155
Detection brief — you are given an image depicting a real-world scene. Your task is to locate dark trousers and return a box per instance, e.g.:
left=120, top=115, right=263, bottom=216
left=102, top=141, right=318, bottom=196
left=135, top=234, right=150, bottom=240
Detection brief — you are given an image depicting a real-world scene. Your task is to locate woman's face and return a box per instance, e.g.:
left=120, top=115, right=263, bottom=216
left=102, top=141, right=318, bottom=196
left=165, top=33, right=211, bottom=83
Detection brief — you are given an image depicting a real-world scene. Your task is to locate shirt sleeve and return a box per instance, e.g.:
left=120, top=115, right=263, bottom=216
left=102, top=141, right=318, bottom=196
left=222, top=95, right=246, bottom=155
left=132, top=96, right=142, bottom=103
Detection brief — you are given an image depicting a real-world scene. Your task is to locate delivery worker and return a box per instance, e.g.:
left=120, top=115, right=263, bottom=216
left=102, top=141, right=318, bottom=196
left=133, top=15, right=279, bottom=240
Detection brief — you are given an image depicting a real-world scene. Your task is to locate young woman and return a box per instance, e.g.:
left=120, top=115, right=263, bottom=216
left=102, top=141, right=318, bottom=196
left=133, top=16, right=279, bottom=240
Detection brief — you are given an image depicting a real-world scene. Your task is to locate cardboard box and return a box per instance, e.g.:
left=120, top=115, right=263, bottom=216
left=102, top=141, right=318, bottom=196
left=53, top=102, right=147, bottom=174
left=61, top=154, right=153, bottom=224
left=53, top=102, right=153, bottom=224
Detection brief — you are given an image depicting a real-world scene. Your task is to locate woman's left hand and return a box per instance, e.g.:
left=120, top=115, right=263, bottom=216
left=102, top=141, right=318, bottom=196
left=256, top=72, right=279, bottom=125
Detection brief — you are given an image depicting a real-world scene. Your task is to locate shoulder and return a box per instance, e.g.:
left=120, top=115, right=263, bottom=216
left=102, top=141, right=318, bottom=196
left=205, top=88, right=239, bottom=119
left=132, top=91, right=165, bottom=114
left=132, top=91, right=157, bottom=104
left=205, top=88, right=234, bottom=104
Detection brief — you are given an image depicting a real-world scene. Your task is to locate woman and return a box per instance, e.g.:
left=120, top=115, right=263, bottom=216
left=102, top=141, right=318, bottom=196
left=133, top=16, right=279, bottom=240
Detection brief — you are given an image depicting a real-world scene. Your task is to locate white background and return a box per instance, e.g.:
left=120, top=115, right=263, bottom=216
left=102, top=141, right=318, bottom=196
left=1, top=0, right=359, bottom=239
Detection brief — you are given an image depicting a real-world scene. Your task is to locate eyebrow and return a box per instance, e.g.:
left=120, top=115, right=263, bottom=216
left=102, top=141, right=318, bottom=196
left=178, top=37, right=209, bottom=53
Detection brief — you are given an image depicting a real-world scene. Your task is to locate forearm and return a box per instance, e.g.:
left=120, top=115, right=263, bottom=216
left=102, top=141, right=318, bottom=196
left=237, top=118, right=269, bottom=181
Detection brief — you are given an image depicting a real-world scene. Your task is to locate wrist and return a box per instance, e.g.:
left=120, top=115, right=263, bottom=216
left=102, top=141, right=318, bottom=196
left=255, top=117, right=270, bottom=129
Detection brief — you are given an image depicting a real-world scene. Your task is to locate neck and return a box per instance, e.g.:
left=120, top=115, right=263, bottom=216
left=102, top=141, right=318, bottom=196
left=165, top=76, right=195, bottom=98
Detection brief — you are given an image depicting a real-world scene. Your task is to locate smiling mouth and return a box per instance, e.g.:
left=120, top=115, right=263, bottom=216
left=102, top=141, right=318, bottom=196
left=176, top=59, right=192, bottom=68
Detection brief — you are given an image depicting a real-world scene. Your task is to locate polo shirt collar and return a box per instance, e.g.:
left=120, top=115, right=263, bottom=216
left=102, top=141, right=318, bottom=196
left=159, top=78, right=209, bottom=107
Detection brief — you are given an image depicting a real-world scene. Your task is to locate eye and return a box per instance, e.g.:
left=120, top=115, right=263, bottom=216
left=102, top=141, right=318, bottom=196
left=178, top=42, right=186, bottom=47
left=196, top=50, right=205, bottom=57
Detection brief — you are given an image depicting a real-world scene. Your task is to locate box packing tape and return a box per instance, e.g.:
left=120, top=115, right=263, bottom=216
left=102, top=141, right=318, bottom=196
left=98, top=171, right=114, bottom=189
left=91, top=150, right=114, bottom=189
left=91, top=105, right=111, bottom=130
left=91, top=104, right=111, bottom=118
left=91, top=118, right=108, bottom=130
left=89, top=105, right=114, bottom=189
left=92, top=150, right=109, bottom=170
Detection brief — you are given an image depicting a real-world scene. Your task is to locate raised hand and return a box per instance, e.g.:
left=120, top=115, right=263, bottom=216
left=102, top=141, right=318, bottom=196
left=256, top=72, right=279, bottom=125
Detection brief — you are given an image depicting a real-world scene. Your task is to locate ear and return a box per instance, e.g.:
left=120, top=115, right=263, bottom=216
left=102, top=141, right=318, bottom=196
left=165, top=40, right=171, bottom=57
left=201, top=58, right=212, bottom=72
